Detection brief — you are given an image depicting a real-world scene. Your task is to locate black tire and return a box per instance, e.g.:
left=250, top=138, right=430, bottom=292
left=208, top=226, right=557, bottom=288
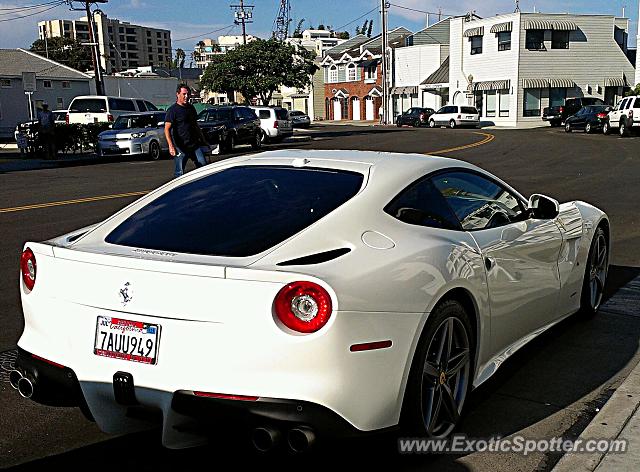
left=579, top=226, right=609, bottom=317
left=602, top=121, right=611, bottom=135
left=401, top=299, right=473, bottom=437
left=413, top=119, right=421, bottom=128
left=147, top=141, right=161, bottom=161
left=585, top=123, right=592, bottom=134
left=222, top=134, right=234, bottom=153
left=429, top=120, right=436, bottom=128
left=449, top=120, right=456, bottom=129
left=550, top=120, right=561, bottom=127
left=251, top=131, right=262, bottom=150
left=260, top=131, right=270, bottom=144
left=397, top=120, right=403, bottom=128
left=619, top=120, right=629, bottom=137
left=565, top=122, right=572, bottom=133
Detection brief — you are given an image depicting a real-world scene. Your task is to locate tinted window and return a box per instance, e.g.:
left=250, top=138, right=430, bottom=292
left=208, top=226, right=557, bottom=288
left=258, top=110, right=271, bottom=119
left=289, top=111, right=303, bottom=116
left=275, top=108, right=288, bottom=120
left=582, top=98, right=605, bottom=106
left=136, top=100, right=147, bottom=112
left=105, top=166, right=364, bottom=257
left=243, top=108, right=258, bottom=119
left=385, top=178, right=460, bottom=230
left=432, top=171, right=525, bottom=231
left=204, top=109, right=233, bottom=122
left=113, top=114, right=160, bottom=130
left=109, top=98, right=136, bottom=111
left=461, top=107, right=478, bottom=114
left=144, top=101, right=158, bottom=111
left=70, top=98, right=107, bottom=113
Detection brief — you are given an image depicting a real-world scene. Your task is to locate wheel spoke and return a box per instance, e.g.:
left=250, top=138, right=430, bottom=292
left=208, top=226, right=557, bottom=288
left=434, top=322, right=448, bottom=366
left=444, top=318, right=454, bottom=364
left=441, top=383, right=460, bottom=424
left=446, top=348, right=470, bottom=377
left=423, top=360, right=440, bottom=380
left=597, top=239, right=607, bottom=267
left=427, top=388, right=443, bottom=435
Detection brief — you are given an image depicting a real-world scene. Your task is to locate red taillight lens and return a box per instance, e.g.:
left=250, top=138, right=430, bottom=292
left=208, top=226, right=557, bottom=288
left=274, top=120, right=279, bottom=128
left=596, top=113, right=607, bottom=119
left=629, top=110, right=634, bottom=118
left=20, top=248, right=37, bottom=291
left=559, top=107, right=564, bottom=113
left=65, top=113, right=69, bottom=124
left=274, top=281, right=332, bottom=333
left=107, top=114, right=114, bottom=122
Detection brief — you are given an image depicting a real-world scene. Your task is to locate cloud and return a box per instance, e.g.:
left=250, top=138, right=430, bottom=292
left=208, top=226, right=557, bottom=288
left=129, top=0, right=147, bottom=8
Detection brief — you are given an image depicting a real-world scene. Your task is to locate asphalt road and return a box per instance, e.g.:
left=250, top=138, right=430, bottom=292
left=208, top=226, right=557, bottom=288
left=1, top=124, right=639, bottom=471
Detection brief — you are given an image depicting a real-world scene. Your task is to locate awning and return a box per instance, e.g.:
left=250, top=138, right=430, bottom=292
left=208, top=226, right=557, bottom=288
left=605, top=77, right=627, bottom=87
left=522, top=78, right=550, bottom=88
left=290, top=93, right=309, bottom=99
left=549, top=78, right=575, bottom=88
left=490, top=21, right=513, bottom=33
left=524, top=20, right=578, bottom=30
left=391, top=86, right=418, bottom=95
left=474, top=79, right=511, bottom=91
left=463, top=26, right=484, bottom=37
left=421, top=57, right=450, bottom=86
left=368, top=86, right=383, bottom=97
left=359, top=59, right=380, bottom=68
left=333, top=88, right=349, bottom=98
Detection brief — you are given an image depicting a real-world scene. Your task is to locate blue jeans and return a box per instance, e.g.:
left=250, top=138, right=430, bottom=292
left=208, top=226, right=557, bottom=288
left=174, top=146, right=207, bottom=178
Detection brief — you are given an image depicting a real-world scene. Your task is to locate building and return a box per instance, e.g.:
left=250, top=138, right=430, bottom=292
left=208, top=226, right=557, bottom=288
left=447, top=12, right=634, bottom=126
left=321, top=28, right=412, bottom=121
left=38, top=12, right=172, bottom=73
left=193, top=35, right=258, bottom=69
left=287, top=29, right=345, bottom=57
left=0, top=49, right=91, bottom=138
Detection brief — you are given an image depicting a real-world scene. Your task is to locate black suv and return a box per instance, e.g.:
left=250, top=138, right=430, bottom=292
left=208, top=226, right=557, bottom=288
left=396, top=107, right=435, bottom=127
left=197, top=105, right=262, bottom=153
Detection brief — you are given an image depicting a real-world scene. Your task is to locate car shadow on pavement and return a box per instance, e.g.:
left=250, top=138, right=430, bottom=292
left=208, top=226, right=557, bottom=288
left=5, top=265, right=640, bottom=472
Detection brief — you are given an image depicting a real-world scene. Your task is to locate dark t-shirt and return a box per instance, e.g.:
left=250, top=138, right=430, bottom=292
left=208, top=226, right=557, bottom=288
left=166, top=103, right=201, bottom=151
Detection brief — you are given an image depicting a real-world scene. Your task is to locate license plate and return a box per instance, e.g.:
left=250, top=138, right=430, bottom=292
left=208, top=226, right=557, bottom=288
left=466, top=116, right=475, bottom=120
left=94, top=316, right=160, bottom=365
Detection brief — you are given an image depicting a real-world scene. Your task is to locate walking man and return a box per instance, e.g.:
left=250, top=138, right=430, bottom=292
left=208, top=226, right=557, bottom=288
left=37, top=102, right=56, bottom=159
left=164, top=84, right=208, bottom=178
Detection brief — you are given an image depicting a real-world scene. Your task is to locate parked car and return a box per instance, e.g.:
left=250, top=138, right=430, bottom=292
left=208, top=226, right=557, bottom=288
left=289, top=110, right=311, bottom=128
left=543, top=97, right=605, bottom=127
left=429, top=105, right=480, bottom=128
left=197, top=105, right=262, bottom=153
left=96, top=111, right=167, bottom=160
left=52, top=110, right=67, bottom=125
left=396, top=107, right=435, bottom=127
left=603, top=96, right=640, bottom=136
left=564, top=105, right=612, bottom=134
left=12, top=149, right=609, bottom=450
left=67, top=96, right=157, bottom=125
left=249, top=106, right=293, bottom=143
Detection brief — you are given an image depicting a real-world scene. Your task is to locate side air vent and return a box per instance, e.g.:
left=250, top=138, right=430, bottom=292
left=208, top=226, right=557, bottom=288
left=277, top=248, right=351, bottom=267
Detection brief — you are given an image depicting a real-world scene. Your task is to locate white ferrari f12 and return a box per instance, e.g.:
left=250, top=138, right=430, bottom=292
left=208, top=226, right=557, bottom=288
left=12, top=150, right=609, bottom=452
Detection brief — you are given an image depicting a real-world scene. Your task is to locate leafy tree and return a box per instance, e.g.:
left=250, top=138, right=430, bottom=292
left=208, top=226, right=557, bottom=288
left=317, top=24, right=325, bottom=30
left=200, top=38, right=318, bottom=105
left=626, top=84, right=640, bottom=96
left=336, top=31, right=350, bottom=40
left=367, top=20, right=374, bottom=37
left=29, top=37, right=92, bottom=72
left=293, top=19, right=305, bottom=38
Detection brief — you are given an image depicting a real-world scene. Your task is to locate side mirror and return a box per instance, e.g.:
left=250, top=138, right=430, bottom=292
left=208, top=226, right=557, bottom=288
left=528, top=194, right=560, bottom=220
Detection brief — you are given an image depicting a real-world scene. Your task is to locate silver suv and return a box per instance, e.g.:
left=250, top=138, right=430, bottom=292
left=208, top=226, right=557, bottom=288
left=97, top=111, right=167, bottom=160
left=604, top=96, right=640, bottom=136
left=249, top=106, right=293, bottom=143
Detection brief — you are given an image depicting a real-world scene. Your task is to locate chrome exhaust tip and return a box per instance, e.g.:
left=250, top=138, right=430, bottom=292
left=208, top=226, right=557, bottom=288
left=251, top=426, right=282, bottom=452
left=9, top=370, right=22, bottom=390
left=287, top=426, right=316, bottom=453
left=17, top=376, right=34, bottom=399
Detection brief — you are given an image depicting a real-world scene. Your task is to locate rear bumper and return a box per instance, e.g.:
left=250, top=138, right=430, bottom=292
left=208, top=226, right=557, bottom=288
left=97, top=139, right=149, bottom=157
left=542, top=115, right=562, bottom=121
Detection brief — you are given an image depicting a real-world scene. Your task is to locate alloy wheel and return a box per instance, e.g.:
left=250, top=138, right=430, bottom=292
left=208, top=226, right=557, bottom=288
left=587, top=231, right=608, bottom=311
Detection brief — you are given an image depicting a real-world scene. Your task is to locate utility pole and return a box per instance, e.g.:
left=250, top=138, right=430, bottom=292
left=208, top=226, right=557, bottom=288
left=231, top=0, right=254, bottom=45
left=68, top=0, right=107, bottom=95
left=380, top=0, right=389, bottom=125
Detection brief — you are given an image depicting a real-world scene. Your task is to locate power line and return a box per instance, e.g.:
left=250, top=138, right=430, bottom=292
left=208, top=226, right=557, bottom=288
left=0, top=1, right=61, bottom=11
left=388, top=3, right=456, bottom=18
left=334, top=6, right=378, bottom=32
left=0, top=2, right=65, bottom=22
left=173, top=24, right=236, bottom=42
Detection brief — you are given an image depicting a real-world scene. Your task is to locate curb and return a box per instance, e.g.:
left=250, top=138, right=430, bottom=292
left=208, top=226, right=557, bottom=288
left=552, top=350, right=640, bottom=471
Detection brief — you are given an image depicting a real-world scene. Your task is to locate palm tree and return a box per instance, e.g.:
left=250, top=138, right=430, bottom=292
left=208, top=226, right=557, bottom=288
left=175, top=48, right=186, bottom=68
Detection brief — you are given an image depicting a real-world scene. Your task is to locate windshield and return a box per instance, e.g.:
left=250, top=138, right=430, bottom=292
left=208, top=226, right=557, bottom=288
left=113, top=113, right=164, bottom=130
left=275, top=109, right=289, bottom=120
left=70, top=98, right=107, bottom=113
left=105, top=166, right=364, bottom=257
left=583, top=98, right=605, bottom=106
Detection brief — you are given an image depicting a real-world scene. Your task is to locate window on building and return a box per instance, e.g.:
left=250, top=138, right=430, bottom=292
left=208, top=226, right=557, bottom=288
left=551, top=30, right=569, bottom=49
left=498, top=31, right=511, bottom=51
left=347, top=63, right=356, bottom=81
left=147, top=39, right=152, bottom=45
left=119, top=35, right=125, bottom=42
left=550, top=87, right=567, bottom=108
left=470, top=35, right=483, bottom=55
left=523, top=88, right=541, bottom=116
left=56, top=97, right=64, bottom=108
left=499, top=89, right=510, bottom=117
left=526, top=30, right=545, bottom=50
left=364, top=64, right=377, bottom=80
left=329, top=65, right=338, bottom=83
left=156, top=31, right=161, bottom=37
left=0, top=79, right=12, bottom=88
left=126, top=28, right=135, bottom=35
left=119, top=27, right=124, bottom=33
left=126, top=36, right=136, bottom=42
left=43, top=80, right=52, bottom=88
left=486, top=91, right=497, bottom=117
left=62, top=81, right=70, bottom=89
left=157, top=40, right=162, bottom=46
left=146, top=31, right=151, bottom=36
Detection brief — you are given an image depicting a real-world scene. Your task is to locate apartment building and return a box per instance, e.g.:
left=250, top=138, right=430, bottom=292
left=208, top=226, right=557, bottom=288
left=193, top=35, right=258, bottom=69
left=38, top=12, right=172, bottom=73
left=448, top=12, right=634, bottom=126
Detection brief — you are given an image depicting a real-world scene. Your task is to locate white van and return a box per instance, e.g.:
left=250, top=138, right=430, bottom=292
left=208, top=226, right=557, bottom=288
left=67, top=96, right=158, bottom=124
left=249, top=106, right=293, bottom=143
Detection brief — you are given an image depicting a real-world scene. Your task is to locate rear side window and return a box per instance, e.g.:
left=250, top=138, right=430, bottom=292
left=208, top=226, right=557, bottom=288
left=109, top=98, right=136, bottom=111
left=258, top=110, right=271, bottom=119
left=385, top=177, right=460, bottom=230
left=275, top=108, right=288, bottom=120
left=461, top=107, right=478, bottom=114
left=136, top=100, right=147, bottom=111
left=144, top=101, right=158, bottom=111
left=105, top=166, right=364, bottom=257
left=70, top=98, right=107, bottom=112
left=582, top=98, right=605, bottom=106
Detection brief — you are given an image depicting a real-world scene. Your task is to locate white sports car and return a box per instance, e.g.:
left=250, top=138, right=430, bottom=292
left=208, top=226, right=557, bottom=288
left=12, top=150, right=609, bottom=452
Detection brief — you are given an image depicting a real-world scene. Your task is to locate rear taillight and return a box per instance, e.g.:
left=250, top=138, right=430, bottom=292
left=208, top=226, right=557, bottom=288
left=107, top=114, right=114, bottom=122
left=65, top=113, right=69, bottom=124
left=559, top=107, right=564, bottom=113
left=20, top=248, right=37, bottom=291
left=274, top=281, right=332, bottom=333
left=457, top=114, right=462, bottom=119
left=629, top=110, right=634, bottom=118
left=274, top=120, right=279, bottom=128
left=596, top=113, right=608, bottom=119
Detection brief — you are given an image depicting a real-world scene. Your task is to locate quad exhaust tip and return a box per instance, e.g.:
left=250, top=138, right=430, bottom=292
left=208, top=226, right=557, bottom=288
left=10, top=370, right=35, bottom=399
left=287, top=426, right=316, bottom=453
left=251, top=426, right=282, bottom=452
left=9, top=370, right=22, bottom=390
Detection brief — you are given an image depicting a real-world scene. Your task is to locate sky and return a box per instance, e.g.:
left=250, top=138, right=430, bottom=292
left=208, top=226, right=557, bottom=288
left=0, top=0, right=637, bottom=56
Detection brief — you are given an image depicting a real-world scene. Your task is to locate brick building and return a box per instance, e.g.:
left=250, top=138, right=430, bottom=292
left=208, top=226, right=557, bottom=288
left=321, top=28, right=411, bottom=121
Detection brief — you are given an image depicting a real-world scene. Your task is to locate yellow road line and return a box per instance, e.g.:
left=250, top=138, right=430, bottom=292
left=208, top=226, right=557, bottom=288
left=427, top=132, right=495, bottom=155
left=0, top=191, right=149, bottom=214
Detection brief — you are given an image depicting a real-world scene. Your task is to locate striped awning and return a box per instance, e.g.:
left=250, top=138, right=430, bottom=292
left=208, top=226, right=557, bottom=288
left=522, top=78, right=550, bottom=88
left=524, top=19, right=578, bottom=30
left=474, top=79, right=511, bottom=91
left=549, top=78, right=575, bottom=88
left=391, top=86, right=418, bottom=95
left=490, top=21, right=513, bottom=33
left=605, top=77, right=627, bottom=87
left=463, top=26, right=484, bottom=37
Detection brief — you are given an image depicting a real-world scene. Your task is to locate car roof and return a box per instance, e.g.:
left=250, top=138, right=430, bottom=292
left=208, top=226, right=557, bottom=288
left=117, top=111, right=164, bottom=117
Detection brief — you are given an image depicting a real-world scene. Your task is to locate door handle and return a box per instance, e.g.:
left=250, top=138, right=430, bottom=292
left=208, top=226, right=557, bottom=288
left=484, top=257, right=494, bottom=271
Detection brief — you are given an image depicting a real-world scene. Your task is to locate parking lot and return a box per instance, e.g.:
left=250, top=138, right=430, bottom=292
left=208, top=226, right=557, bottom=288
left=1, top=123, right=639, bottom=471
